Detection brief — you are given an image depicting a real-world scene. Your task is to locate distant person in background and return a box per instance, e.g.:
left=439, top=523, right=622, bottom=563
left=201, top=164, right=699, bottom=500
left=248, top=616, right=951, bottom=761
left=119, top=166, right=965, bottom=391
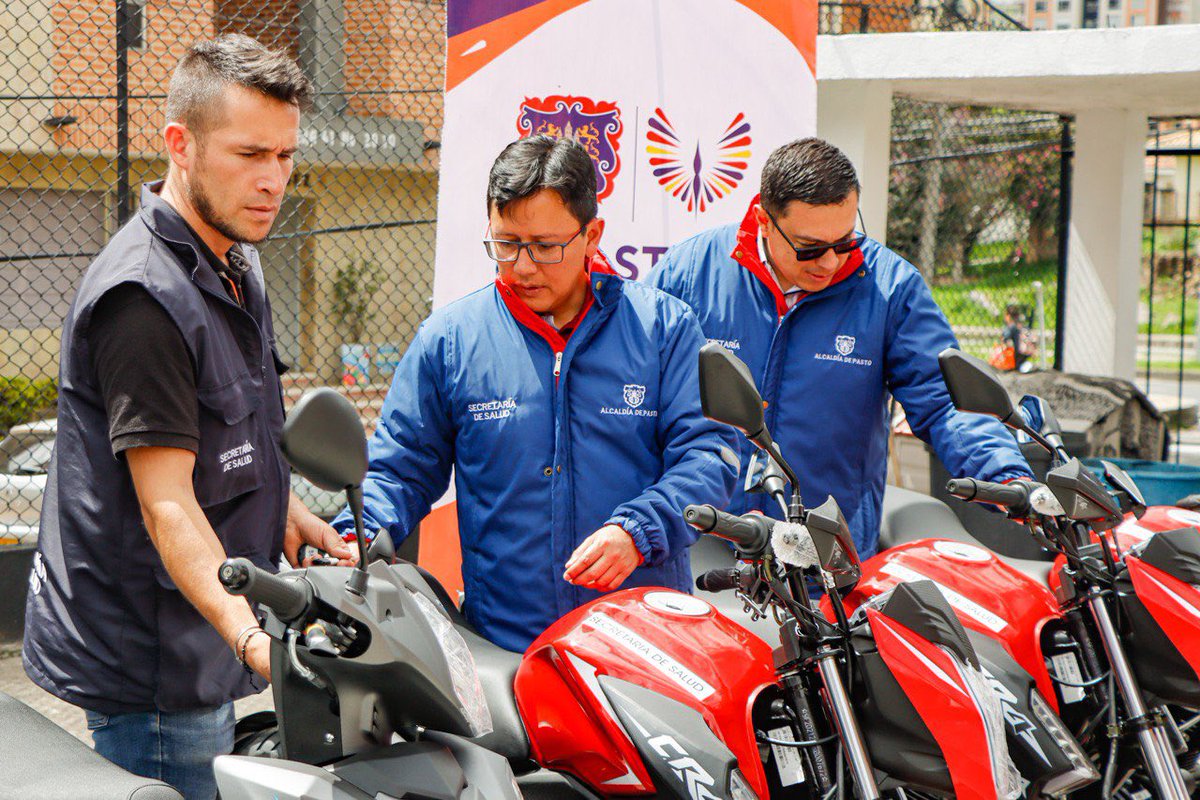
left=997, top=303, right=1035, bottom=372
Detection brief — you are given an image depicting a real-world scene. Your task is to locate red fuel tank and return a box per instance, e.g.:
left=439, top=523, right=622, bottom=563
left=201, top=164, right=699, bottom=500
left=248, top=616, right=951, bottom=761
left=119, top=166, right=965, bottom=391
left=837, top=539, right=1063, bottom=710
left=514, top=587, right=778, bottom=797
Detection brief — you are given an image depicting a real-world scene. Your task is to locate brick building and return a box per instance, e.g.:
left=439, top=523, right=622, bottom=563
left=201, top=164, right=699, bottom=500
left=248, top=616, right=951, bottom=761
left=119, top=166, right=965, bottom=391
left=1, top=0, right=445, bottom=381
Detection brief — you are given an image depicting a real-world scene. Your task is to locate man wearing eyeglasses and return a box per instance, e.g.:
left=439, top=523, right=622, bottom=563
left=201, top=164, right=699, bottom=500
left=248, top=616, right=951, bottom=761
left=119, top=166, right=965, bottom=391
left=332, top=134, right=738, bottom=651
left=649, top=137, right=1030, bottom=559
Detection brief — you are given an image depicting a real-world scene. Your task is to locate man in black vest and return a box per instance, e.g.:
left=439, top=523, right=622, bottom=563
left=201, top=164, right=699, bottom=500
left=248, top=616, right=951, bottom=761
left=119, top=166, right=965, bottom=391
left=22, top=35, right=351, bottom=800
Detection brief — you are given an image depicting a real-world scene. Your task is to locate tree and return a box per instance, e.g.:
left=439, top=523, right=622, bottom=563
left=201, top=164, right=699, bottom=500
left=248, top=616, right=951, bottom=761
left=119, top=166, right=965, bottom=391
left=331, top=256, right=382, bottom=343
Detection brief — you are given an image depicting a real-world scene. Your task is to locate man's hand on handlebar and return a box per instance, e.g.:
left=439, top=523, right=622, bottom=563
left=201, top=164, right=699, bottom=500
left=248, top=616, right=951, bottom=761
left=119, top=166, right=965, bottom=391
left=283, top=492, right=357, bottom=567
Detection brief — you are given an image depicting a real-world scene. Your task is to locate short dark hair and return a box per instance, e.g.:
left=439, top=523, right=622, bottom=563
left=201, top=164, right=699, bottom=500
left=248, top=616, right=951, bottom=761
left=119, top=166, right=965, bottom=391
left=760, top=137, right=861, bottom=215
left=166, top=34, right=313, bottom=138
left=487, top=135, right=597, bottom=225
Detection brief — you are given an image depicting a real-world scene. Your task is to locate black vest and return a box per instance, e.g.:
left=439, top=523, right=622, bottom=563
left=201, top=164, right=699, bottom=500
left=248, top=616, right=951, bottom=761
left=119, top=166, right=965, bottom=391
left=23, top=183, right=289, bottom=713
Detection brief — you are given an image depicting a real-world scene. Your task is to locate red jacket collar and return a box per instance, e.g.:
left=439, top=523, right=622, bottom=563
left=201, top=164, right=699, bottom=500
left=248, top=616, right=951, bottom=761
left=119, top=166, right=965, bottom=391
left=495, top=252, right=611, bottom=351
left=731, top=195, right=864, bottom=317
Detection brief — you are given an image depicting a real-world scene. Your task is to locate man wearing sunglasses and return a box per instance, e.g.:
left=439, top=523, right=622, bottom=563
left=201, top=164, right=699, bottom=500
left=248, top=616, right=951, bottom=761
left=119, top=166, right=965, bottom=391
left=332, top=134, right=738, bottom=651
left=649, top=137, right=1030, bottom=559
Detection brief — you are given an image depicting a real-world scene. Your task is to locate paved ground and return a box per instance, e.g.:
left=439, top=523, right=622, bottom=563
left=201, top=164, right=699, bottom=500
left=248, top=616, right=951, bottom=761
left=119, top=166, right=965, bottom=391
left=0, top=645, right=273, bottom=744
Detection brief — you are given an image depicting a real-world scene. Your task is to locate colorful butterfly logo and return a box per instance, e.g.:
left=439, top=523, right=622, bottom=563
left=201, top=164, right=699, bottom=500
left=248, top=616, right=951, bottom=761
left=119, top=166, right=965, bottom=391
left=646, top=110, right=751, bottom=213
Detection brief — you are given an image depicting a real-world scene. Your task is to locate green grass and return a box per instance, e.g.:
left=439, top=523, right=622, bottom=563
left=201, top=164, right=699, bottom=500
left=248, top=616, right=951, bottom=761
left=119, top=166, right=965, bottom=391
left=1140, top=295, right=1196, bottom=335
left=930, top=259, right=1058, bottom=330
left=1143, top=226, right=1199, bottom=257
left=1139, top=359, right=1200, bottom=375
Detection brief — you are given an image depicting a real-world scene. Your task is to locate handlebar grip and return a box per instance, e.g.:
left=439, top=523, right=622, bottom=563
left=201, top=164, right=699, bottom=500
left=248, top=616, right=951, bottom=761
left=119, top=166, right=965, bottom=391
left=683, top=504, right=770, bottom=555
left=696, top=568, right=742, bottom=593
left=945, top=478, right=1031, bottom=515
left=219, top=558, right=311, bottom=622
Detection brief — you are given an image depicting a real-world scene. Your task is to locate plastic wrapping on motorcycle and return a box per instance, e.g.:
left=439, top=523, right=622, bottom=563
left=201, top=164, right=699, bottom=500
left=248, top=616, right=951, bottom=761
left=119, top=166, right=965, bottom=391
left=859, top=582, right=1021, bottom=800
left=878, top=580, right=978, bottom=668
left=964, top=631, right=1099, bottom=796
left=515, top=586, right=778, bottom=798
left=599, top=677, right=738, bottom=798
left=839, top=542, right=1098, bottom=793
left=1117, top=528, right=1200, bottom=707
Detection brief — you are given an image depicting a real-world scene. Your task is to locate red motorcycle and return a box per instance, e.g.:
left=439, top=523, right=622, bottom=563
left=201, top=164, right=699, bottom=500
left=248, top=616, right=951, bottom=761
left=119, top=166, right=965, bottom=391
left=228, top=351, right=1092, bottom=800
left=839, top=349, right=1200, bottom=799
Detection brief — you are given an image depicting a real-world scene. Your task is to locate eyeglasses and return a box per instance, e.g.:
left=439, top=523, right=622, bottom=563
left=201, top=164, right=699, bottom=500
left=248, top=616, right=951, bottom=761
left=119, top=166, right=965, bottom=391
left=764, top=206, right=865, bottom=262
left=483, top=224, right=587, bottom=265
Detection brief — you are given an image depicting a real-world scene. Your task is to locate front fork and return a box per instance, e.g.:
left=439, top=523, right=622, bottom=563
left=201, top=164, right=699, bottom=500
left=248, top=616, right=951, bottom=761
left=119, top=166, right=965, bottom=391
left=814, top=645, right=881, bottom=800
left=780, top=614, right=880, bottom=800
left=1087, top=591, right=1190, bottom=799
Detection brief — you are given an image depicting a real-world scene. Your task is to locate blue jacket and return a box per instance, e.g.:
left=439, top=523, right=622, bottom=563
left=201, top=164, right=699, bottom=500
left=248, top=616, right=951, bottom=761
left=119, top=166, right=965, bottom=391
left=648, top=200, right=1031, bottom=559
left=334, top=264, right=738, bottom=651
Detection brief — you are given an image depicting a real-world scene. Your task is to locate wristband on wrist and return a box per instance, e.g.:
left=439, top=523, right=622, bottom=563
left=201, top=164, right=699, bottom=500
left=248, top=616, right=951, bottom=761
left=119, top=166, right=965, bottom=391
left=237, top=627, right=268, bottom=672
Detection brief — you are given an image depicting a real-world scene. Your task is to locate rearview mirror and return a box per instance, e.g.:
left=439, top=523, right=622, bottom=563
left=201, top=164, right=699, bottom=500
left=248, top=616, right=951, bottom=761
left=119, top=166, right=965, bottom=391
left=803, top=496, right=861, bottom=589
left=282, top=387, right=368, bottom=492
left=938, top=349, right=1018, bottom=427
left=698, top=343, right=767, bottom=445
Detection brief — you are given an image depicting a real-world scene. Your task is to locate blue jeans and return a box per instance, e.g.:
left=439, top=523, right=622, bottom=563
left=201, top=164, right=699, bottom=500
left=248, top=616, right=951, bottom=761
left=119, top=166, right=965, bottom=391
left=85, top=702, right=235, bottom=800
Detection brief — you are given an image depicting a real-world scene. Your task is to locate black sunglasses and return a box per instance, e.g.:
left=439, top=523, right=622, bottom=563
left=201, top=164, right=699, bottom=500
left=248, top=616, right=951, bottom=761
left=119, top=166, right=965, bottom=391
left=764, top=206, right=866, bottom=262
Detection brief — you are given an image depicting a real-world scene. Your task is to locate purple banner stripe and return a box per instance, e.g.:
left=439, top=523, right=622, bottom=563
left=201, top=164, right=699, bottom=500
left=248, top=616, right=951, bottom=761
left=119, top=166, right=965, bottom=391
left=720, top=122, right=751, bottom=142
left=646, top=117, right=676, bottom=141
left=449, top=0, right=546, bottom=37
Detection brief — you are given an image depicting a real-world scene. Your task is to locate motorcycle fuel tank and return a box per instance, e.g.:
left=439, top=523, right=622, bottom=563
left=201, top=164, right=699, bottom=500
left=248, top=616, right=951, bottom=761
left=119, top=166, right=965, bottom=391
left=514, top=587, right=778, bottom=798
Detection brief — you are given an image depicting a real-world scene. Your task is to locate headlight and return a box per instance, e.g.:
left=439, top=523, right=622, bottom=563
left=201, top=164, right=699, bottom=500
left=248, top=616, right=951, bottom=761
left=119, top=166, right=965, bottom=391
left=729, top=768, right=760, bottom=800
left=1028, top=688, right=1099, bottom=796
left=410, top=591, right=494, bottom=737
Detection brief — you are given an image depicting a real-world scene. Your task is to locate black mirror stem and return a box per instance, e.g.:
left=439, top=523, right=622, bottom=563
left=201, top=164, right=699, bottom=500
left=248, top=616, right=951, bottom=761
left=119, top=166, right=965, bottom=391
left=757, top=436, right=804, bottom=523
left=345, top=484, right=370, bottom=597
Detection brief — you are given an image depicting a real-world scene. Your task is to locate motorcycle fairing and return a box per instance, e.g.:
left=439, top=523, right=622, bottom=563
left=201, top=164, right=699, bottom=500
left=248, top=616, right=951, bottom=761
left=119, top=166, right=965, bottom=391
left=1124, top=552, right=1200, bottom=700
left=515, top=588, right=778, bottom=797
left=867, top=611, right=1005, bottom=799
left=600, top=677, right=740, bottom=800
left=841, top=538, right=1063, bottom=710
left=214, top=731, right=520, bottom=800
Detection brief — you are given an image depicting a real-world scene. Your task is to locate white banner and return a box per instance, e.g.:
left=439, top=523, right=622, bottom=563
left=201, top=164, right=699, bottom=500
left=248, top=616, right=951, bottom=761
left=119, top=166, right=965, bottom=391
left=434, top=0, right=817, bottom=308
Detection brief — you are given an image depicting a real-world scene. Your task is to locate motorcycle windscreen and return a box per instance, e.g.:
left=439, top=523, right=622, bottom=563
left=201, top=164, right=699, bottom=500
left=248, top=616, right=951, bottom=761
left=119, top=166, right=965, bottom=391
left=857, top=581, right=1021, bottom=800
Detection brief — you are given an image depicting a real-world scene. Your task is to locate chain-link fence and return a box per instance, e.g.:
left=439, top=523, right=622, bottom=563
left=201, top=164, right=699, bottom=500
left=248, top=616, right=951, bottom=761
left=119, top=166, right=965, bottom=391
left=0, top=0, right=1068, bottom=547
left=887, top=98, right=1067, bottom=374
left=818, top=0, right=1025, bottom=34
left=0, top=0, right=446, bottom=541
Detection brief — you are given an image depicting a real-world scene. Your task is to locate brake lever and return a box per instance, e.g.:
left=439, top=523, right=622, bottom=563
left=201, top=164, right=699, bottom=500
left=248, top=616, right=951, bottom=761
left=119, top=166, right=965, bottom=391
left=297, top=544, right=339, bottom=567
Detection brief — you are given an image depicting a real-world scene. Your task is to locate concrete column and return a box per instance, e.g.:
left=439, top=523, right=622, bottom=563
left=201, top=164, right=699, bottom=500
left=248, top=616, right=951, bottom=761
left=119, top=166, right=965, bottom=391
left=1062, top=108, right=1147, bottom=380
left=817, top=79, right=894, bottom=243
